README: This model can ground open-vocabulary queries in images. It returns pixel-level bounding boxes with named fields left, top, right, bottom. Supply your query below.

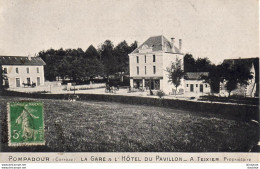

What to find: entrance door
left=150, top=80, right=154, bottom=90
left=27, top=78, right=30, bottom=84
left=200, top=84, right=203, bottom=92
left=37, top=77, right=40, bottom=86
left=136, top=80, right=140, bottom=88
left=190, top=84, right=194, bottom=92
left=16, top=78, right=20, bottom=87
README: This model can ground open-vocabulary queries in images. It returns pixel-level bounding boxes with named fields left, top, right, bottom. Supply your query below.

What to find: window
left=37, top=67, right=39, bottom=73
left=196, top=84, right=198, bottom=87
left=136, top=56, right=139, bottom=63
left=145, top=55, right=146, bottom=63
left=15, top=68, right=19, bottom=74
left=26, top=67, right=29, bottom=74
left=205, top=84, right=207, bottom=88
left=137, top=66, right=139, bottom=75
left=145, top=66, right=147, bottom=75
left=186, top=84, right=189, bottom=87
left=153, top=55, right=156, bottom=62
left=3, top=68, right=7, bottom=74
left=153, top=66, right=156, bottom=74
left=154, top=80, right=160, bottom=90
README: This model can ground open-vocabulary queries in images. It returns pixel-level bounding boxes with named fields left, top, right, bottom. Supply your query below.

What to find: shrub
left=157, top=90, right=165, bottom=98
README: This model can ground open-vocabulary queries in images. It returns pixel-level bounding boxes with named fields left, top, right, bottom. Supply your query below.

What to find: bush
left=157, top=90, right=165, bottom=98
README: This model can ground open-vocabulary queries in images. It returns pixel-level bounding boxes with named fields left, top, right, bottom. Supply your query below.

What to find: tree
left=184, top=54, right=212, bottom=72
left=99, top=40, right=116, bottom=81
left=113, top=41, right=135, bottom=82
left=70, top=56, right=86, bottom=82
left=184, top=54, right=196, bottom=72
left=38, top=40, right=138, bottom=83
left=38, top=49, right=61, bottom=81
left=195, top=57, right=211, bottom=72
left=201, top=64, right=222, bottom=94
left=166, top=58, right=185, bottom=94
left=129, top=41, right=138, bottom=54
left=85, top=45, right=104, bottom=79
left=114, top=41, right=129, bottom=73
left=221, top=61, right=253, bottom=97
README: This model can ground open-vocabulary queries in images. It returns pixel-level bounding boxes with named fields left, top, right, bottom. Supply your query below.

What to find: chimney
left=171, top=37, right=175, bottom=47
left=179, top=39, right=182, bottom=52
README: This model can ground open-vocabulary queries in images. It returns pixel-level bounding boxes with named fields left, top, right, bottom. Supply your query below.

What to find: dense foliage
left=38, top=40, right=137, bottom=83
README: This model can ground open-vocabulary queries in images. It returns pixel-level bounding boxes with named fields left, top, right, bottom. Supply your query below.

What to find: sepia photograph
left=0, top=0, right=259, bottom=154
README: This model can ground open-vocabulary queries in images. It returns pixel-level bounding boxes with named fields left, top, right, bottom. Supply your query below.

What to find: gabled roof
left=0, top=56, right=46, bottom=66
left=130, top=35, right=181, bottom=54
left=185, top=72, right=209, bottom=80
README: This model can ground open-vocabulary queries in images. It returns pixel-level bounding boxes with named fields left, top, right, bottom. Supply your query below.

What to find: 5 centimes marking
left=8, top=101, right=45, bottom=146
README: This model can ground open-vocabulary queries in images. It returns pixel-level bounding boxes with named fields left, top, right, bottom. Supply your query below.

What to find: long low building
left=184, top=72, right=211, bottom=95
left=0, top=55, right=46, bottom=89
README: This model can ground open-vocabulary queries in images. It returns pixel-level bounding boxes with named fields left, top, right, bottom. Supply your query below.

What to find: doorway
left=37, top=77, right=40, bottom=86
left=16, top=78, right=20, bottom=87
left=200, top=84, right=203, bottom=92
left=190, top=84, right=194, bottom=92
left=27, top=78, right=30, bottom=84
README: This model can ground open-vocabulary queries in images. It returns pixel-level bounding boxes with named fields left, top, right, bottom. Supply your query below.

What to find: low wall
left=2, top=90, right=259, bottom=121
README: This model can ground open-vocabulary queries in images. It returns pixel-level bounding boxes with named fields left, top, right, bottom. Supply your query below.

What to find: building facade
left=129, top=35, right=184, bottom=94
left=184, top=72, right=211, bottom=96
left=0, top=56, right=46, bottom=88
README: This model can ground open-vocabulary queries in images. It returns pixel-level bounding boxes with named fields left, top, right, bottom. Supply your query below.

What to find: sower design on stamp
left=8, top=102, right=45, bottom=146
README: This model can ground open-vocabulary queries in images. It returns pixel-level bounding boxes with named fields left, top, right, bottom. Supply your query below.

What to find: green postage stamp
left=8, top=102, right=45, bottom=146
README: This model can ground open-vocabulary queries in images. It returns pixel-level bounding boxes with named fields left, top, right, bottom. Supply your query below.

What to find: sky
left=0, top=0, right=259, bottom=64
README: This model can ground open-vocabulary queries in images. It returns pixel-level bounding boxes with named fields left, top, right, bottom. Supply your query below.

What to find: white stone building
left=184, top=72, right=211, bottom=96
left=0, top=56, right=46, bottom=88
left=128, top=35, right=184, bottom=94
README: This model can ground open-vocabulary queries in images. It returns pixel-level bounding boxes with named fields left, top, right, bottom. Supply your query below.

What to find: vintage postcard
left=0, top=0, right=259, bottom=165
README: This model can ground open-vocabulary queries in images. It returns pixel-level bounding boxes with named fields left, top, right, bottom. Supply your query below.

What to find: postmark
left=8, top=102, right=45, bottom=146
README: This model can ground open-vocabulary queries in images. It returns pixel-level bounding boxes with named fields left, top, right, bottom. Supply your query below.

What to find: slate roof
left=185, top=72, right=209, bottom=80
left=0, top=56, right=46, bottom=66
left=130, top=35, right=181, bottom=54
